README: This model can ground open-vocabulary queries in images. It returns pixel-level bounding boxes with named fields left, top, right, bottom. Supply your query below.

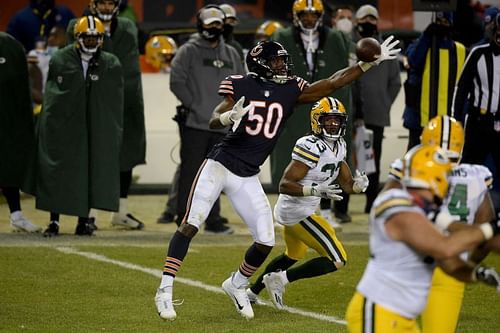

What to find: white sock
left=159, top=275, right=174, bottom=290
left=232, top=271, right=248, bottom=288
left=119, top=198, right=128, bottom=216
left=279, top=270, right=289, bottom=285
left=10, top=210, right=23, bottom=221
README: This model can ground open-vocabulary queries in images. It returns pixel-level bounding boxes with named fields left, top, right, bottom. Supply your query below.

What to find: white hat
left=199, top=7, right=224, bottom=25
left=356, top=5, right=379, bottom=20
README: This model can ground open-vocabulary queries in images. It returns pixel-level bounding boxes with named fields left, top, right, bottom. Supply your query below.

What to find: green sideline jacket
left=0, top=32, right=36, bottom=188
left=36, top=45, right=123, bottom=217
left=67, top=16, right=145, bottom=171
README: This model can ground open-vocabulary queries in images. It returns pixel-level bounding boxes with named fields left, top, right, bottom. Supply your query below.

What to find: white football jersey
left=441, top=163, right=493, bottom=225
left=274, top=135, right=347, bottom=226
left=357, top=189, right=435, bottom=319
left=388, top=159, right=492, bottom=225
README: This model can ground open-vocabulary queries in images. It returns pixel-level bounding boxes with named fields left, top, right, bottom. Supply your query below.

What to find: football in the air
left=356, top=37, right=381, bottom=62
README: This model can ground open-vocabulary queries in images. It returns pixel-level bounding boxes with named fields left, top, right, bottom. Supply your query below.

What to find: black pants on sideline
left=0, top=187, right=21, bottom=213
left=365, top=125, right=384, bottom=212
left=407, top=127, right=423, bottom=151
left=177, top=126, right=225, bottom=226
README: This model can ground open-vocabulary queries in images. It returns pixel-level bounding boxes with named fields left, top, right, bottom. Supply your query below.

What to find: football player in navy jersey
left=155, top=37, right=401, bottom=321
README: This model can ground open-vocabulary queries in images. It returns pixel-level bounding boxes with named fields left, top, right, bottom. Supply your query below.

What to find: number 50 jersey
left=207, top=74, right=309, bottom=177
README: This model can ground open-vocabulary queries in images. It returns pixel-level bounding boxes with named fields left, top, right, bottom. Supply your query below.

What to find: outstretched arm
left=297, top=36, right=401, bottom=104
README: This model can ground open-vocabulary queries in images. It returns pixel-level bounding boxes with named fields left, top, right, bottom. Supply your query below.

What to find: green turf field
left=1, top=195, right=499, bottom=332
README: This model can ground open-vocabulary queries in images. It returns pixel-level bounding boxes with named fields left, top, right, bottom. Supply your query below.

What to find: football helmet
left=74, top=15, right=105, bottom=55
left=421, top=115, right=464, bottom=163
left=246, top=41, right=292, bottom=84
left=292, top=0, right=324, bottom=32
left=145, top=35, right=177, bottom=70
left=255, top=20, right=284, bottom=42
left=402, top=145, right=452, bottom=200
left=310, top=97, right=347, bottom=141
left=89, top=0, right=121, bottom=22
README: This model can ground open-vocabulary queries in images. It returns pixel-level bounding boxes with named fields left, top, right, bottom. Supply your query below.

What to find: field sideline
left=1, top=195, right=499, bottom=332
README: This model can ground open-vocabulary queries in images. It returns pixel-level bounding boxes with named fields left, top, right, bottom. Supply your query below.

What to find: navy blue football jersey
left=207, top=73, right=309, bottom=177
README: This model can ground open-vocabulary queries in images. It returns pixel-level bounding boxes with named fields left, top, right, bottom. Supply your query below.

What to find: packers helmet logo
left=250, top=45, right=263, bottom=57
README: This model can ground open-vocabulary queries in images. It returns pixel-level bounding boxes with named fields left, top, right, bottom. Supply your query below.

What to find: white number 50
left=245, top=101, right=283, bottom=139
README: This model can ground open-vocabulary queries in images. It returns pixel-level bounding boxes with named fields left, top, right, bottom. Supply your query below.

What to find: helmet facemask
left=292, top=0, right=324, bottom=34
left=310, top=97, right=347, bottom=142
left=260, top=54, right=290, bottom=84
left=78, top=34, right=103, bottom=55
left=318, top=114, right=346, bottom=141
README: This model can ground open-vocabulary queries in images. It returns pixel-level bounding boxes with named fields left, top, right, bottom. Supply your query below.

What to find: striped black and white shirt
left=452, top=42, right=500, bottom=121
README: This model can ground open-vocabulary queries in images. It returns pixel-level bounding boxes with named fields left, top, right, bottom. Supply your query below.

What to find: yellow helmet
left=292, top=0, right=324, bottom=30
left=310, top=97, right=347, bottom=141
left=255, top=20, right=284, bottom=42
left=89, top=0, right=121, bottom=22
left=74, top=15, right=105, bottom=55
left=402, top=145, right=452, bottom=200
left=421, top=115, right=464, bottom=163
left=145, top=35, right=177, bottom=70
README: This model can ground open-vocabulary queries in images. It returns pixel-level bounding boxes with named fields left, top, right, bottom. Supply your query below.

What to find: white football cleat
left=154, top=287, right=177, bottom=320
left=263, top=272, right=287, bottom=310
left=111, top=213, right=144, bottom=230
left=10, top=216, right=42, bottom=233
left=222, top=274, right=254, bottom=319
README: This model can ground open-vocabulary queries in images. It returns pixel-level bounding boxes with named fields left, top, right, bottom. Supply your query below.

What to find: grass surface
left=1, top=195, right=499, bottom=332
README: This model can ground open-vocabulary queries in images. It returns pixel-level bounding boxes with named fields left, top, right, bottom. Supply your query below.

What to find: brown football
left=356, top=37, right=381, bottom=62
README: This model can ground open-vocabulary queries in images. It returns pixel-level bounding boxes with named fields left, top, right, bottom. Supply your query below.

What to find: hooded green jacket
left=36, top=45, right=123, bottom=217
left=0, top=32, right=36, bottom=187
left=271, top=26, right=353, bottom=188
left=67, top=16, right=145, bottom=170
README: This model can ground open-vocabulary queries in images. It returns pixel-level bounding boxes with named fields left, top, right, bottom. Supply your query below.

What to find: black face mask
left=357, top=22, right=377, bottom=38
left=201, top=27, right=223, bottom=42
left=222, top=24, right=234, bottom=39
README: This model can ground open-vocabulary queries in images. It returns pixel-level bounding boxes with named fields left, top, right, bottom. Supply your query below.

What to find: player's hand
left=373, top=35, right=401, bottom=65
left=353, top=170, right=369, bottom=193
left=219, top=96, right=251, bottom=129
left=473, top=266, right=500, bottom=292
left=303, top=183, right=343, bottom=200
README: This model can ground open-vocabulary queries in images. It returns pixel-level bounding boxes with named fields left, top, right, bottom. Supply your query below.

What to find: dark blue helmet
left=246, top=41, right=293, bottom=84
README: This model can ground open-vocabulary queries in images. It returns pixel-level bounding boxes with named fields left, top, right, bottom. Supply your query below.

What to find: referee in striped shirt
left=452, top=13, right=500, bottom=183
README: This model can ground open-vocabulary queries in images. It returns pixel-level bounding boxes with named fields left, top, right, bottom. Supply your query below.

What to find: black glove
left=473, top=266, right=500, bottom=292
left=173, top=105, right=190, bottom=125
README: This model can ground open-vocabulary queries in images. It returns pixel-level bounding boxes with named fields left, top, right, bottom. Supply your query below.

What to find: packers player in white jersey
left=346, top=144, right=500, bottom=333
left=387, top=115, right=496, bottom=333
left=246, top=97, right=369, bottom=309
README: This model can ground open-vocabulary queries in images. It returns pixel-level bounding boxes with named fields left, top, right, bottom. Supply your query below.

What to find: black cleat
left=43, top=221, right=59, bottom=238
left=75, top=222, right=95, bottom=236
left=157, top=212, right=176, bottom=224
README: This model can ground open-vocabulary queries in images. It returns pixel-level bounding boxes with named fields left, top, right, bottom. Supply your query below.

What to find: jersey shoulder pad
left=388, top=158, right=403, bottom=181
left=292, top=135, right=321, bottom=167
left=454, top=163, right=493, bottom=189
left=294, top=76, right=309, bottom=92
left=373, top=189, right=420, bottom=220
left=218, top=75, right=243, bottom=96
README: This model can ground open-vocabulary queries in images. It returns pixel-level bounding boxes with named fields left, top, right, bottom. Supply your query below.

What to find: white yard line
left=56, top=246, right=347, bottom=325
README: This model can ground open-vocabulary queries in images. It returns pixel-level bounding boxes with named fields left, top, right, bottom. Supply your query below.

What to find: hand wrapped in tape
left=303, top=183, right=343, bottom=200
left=353, top=170, right=369, bottom=193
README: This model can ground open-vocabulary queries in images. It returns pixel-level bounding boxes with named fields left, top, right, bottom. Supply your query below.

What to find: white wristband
left=479, top=223, right=494, bottom=240
left=358, top=61, right=373, bottom=72
left=302, top=186, right=313, bottom=196
left=219, top=112, right=233, bottom=126
left=434, top=212, right=455, bottom=231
